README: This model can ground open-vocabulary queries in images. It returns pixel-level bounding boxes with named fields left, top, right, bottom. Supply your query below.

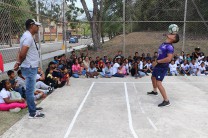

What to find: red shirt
left=0, top=53, right=4, bottom=72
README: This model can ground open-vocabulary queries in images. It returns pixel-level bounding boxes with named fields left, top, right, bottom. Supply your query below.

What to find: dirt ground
left=88, top=32, right=208, bottom=59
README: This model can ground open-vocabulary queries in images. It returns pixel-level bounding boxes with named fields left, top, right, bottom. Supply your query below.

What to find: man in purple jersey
left=147, top=34, right=179, bottom=107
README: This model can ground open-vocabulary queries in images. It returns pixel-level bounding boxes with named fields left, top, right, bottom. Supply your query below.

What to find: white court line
left=124, top=82, right=139, bottom=138
left=133, top=83, right=158, bottom=131
left=95, top=82, right=208, bottom=84
left=147, top=117, right=158, bottom=131
left=95, top=82, right=125, bottom=84
left=64, top=82, right=95, bottom=138
left=133, top=83, right=145, bottom=114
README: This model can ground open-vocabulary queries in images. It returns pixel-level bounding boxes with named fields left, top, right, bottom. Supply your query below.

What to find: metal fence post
left=123, top=0, right=126, bottom=57
left=36, top=0, right=43, bottom=69
left=64, top=2, right=67, bottom=55
left=62, top=0, right=67, bottom=55
left=182, top=0, right=188, bottom=52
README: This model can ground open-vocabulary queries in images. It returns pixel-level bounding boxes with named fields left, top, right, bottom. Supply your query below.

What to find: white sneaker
left=9, top=107, right=21, bottom=113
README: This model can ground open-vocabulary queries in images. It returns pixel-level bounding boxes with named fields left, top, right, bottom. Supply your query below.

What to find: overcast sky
left=75, top=0, right=93, bottom=10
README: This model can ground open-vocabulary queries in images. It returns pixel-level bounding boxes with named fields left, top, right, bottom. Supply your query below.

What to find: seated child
left=80, top=62, right=86, bottom=76
left=7, top=70, right=24, bottom=98
left=100, top=61, right=113, bottom=78
left=86, top=61, right=99, bottom=78
left=45, top=69, right=59, bottom=89
left=0, top=80, right=27, bottom=112
left=61, top=67, right=70, bottom=86
left=15, top=70, right=26, bottom=98
left=169, top=60, right=178, bottom=76
left=198, top=62, right=206, bottom=76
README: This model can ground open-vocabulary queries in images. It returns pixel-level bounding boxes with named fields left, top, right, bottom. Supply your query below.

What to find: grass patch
left=0, top=108, right=27, bottom=135
left=0, top=100, right=43, bottom=136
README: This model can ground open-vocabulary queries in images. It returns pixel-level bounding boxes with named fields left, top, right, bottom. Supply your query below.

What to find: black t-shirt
left=192, top=52, right=200, bottom=59
left=133, top=56, right=140, bottom=62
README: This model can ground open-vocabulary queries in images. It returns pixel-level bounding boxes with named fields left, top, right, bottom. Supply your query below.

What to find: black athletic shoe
left=36, top=107, right=43, bottom=111
left=147, top=91, right=158, bottom=95
left=158, top=100, right=170, bottom=107
left=28, top=112, right=45, bottom=119
left=48, top=87, right=54, bottom=94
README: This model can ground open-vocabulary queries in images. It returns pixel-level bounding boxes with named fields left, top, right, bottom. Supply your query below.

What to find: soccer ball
left=168, top=24, right=179, bottom=34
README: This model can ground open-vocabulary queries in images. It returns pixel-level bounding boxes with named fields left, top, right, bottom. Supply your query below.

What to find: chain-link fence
left=0, top=0, right=207, bottom=75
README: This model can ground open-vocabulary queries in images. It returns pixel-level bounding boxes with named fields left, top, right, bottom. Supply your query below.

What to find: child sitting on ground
left=80, top=62, right=86, bottom=76
left=169, top=60, right=178, bottom=76
left=7, top=70, right=24, bottom=97
left=45, top=69, right=59, bottom=88
left=86, top=61, right=99, bottom=78
left=61, top=67, right=70, bottom=86
left=0, top=80, right=27, bottom=112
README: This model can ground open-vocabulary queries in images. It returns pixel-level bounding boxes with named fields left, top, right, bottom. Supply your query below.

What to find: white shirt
left=169, top=63, right=177, bottom=72
left=189, top=63, right=199, bottom=72
left=179, top=56, right=183, bottom=63
left=16, top=76, right=26, bottom=89
left=138, top=61, right=143, bottom=70
left=199, top=66, right=206, bottom=73
left=112, top=63, right=120, bottom=75
left=205, top=61, right=208, bottom=67
left=36, top=74, right=41, bottom=80
left=0, top=88, right=11, bottom=103
left=175, top=59, right=180, bottom=65
left=181, top=64, right=189, bottom=70
left=20, top=31, right=39, bottom=68
left=198, top=56, right=205, bottom=62
left=102, top=67, right=113, bottom=75
left=87, top=67, right=97, bottom=73
left=146, top=63, right=152, bottom=68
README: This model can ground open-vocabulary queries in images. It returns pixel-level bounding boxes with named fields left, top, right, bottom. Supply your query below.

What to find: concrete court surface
left=1, top=76, right=208, bottom=138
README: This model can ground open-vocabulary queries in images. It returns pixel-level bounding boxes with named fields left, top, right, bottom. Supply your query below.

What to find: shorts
left=152, top=67, right=168, bottom=81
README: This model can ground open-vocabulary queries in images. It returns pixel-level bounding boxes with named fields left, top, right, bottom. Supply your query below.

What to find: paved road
left=0, top=38, right=93, bottom=64
left=1, top=76, right=208, bottom=138
left=2, top=38, right=109, bottom=72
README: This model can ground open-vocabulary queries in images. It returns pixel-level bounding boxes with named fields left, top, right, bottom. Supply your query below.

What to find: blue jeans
left=21, top=67, right=38, bottom=116
left=82, top=70, right=86, bottom=75
left=73, top=73, right=79, bottom=78
left=138, top=71, right=146, bottom=77
left=113, top=73, right=124, bottom=78
left=100, top=72, right=112, bottom=77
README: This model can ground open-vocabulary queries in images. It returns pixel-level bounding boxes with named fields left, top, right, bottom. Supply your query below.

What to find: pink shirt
left=121, top=66, right=126, bottom=75
left=72, top=64, right=81, bottom=73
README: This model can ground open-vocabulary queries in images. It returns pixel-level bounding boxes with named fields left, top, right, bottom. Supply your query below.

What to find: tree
left=80, top=0, right=104, bottom=51
left=65, top=0, right=84, bottom=34
left=102, top=0, right=123, bottom=40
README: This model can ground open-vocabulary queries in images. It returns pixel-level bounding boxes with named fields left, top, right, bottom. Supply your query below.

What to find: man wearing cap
left=14, top=19, right=45, bottom=118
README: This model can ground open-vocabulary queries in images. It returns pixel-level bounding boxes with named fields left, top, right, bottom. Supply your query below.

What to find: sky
left=74, top=0, right=93, bottom=20
left=75, top=0, right=93, bottom=10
